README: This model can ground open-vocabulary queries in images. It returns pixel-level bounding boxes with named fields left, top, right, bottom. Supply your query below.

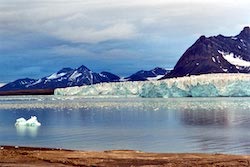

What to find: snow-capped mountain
left=0, top=66, right=169, bottom=93
left=0, top=78, right=37, bottom=91
left=163, top=26, right=250, bottom=79
left=125, top=67, right=170, bottom=81
left=0, top=65, right=120, bottom=91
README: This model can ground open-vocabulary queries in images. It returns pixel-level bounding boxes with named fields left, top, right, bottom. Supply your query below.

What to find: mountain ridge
left=0, top=65, right=120, bottom=91
left=125, top=67, right=170, bottom=81
left=0, top=66, right=168, bottom=92
left=162, top=26, right=250, bottom=79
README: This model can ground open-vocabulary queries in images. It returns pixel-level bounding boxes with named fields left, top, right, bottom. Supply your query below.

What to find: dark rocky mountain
left=0, top=78, right=37, bottom=91
left=100, top=71, right=121, bottom=82
left=0, top=65, right=120, bottom=91
left=163, top=26, right=250, bottom=79
left=125, top=67, right=170, bottom=81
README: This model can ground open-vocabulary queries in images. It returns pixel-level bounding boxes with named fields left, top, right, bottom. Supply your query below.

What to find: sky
left=1, top=0, right=250, bottom=83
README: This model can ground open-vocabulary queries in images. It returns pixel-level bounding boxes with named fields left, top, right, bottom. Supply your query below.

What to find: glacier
left=54, top=74, right=250, bottom=98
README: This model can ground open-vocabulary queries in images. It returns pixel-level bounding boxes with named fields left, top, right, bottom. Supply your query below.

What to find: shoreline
left=1, top=146, right=250, bottom=166
left=0, top=89, right=54, bottom=96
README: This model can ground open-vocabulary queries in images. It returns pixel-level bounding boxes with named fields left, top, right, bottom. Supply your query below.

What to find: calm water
left=0, top=96, right=250, bottom=154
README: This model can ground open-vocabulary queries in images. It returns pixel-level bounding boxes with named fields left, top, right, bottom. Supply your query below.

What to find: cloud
left=51, top=23, right=137, bottom=43
left=0, top=0, right=139, bottom=43
left=51, top=45, right=90, bottom=56
left=1, top=0, right=250, bottom=82
left=1, top=0, right=249, bottom=44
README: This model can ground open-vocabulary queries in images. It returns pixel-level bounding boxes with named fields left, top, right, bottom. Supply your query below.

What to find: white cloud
left=50, top=23, right=137, bottom=43
left=0, top=0, right=140, bottom=43
left=51, top=45, right=90, bottom=56
left=0, top=0, right=250, bottom=44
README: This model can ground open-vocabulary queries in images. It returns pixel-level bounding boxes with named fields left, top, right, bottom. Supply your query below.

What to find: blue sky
left=0, top=0, right=250, bottom=83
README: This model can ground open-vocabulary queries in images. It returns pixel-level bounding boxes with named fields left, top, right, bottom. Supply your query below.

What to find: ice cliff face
left=55, top=74, right=250, bottom=98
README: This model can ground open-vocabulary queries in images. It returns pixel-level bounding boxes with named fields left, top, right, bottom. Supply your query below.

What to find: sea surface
left=0, top=96, right=250, bottom=154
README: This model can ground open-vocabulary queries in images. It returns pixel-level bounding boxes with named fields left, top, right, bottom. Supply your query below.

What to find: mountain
left=125, top=67, right=170, bottom=81
left=0, top=78, right=37, bottom=91
left=0, top=65, right=120, bottom=92
left=0, top=66, right=169, bottom=95
left=163, top=26, right=250, bottom=79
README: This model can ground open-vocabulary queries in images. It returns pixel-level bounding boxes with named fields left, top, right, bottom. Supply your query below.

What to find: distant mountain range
left=1, top=26, right=250, bottom=95
left=124, top=67, right=169, bottom=81
left=0, top=65, right=120, bottom=91
left=162, top=26, right=250, bottom=79
left=0, top=66, right=168, bottom=93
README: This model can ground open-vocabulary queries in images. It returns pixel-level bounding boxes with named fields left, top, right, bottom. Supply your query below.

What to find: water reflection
left=0, top=96, right=250, bottom=154
left=180, top=109, right=229, bottom=126
left=16, top=126, right=39, bottom=137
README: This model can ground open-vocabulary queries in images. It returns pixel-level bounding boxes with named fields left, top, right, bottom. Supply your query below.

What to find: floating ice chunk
left=15, top=116, right=41, bottom=127
left=15, top=118, right=26, bottom=125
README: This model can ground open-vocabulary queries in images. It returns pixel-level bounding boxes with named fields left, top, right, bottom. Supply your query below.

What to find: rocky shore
left=0, top=89, right=54, bottom=96
left=1, top=146, right=250, bottom=166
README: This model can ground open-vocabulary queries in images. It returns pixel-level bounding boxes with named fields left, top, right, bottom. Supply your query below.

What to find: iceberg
left=15, top=116, right=41, bottom=127
left=54, top=74, right=250, bottom=98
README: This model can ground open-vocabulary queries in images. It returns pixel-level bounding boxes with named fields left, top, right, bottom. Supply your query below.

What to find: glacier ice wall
left=54, top=74, right=250, bottom=98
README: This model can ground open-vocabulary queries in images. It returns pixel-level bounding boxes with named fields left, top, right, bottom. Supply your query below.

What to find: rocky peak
left=77, top=65, right=91, bottom=72
left=237, top=26, right=250, bottom=40
left=57, top=67, right=73, bottom=74
left=162, top=27, right=250, bottom=79
left=198, top=35, right=207, bottom=41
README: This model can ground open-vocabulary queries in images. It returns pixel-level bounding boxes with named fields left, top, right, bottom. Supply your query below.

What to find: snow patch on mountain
left=218, top=50, right=250, bottom=67
left=147, top=75, right=165, bottom=81
left=99, top=73, right=106, bottom=78
left=212, top=57, right=216, bottom=63
left=47, top=73, right=67, bottom=80
left=26, top=79, right=42, bottom=87
left=0, top=83, right=5, bottom=87
left=119, top=77, right=129, bottom=82
left=69, top=71, right=82, bottom=81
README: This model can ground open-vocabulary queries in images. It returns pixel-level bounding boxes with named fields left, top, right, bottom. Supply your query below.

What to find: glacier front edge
left=54, top=74, right=250, bottom=98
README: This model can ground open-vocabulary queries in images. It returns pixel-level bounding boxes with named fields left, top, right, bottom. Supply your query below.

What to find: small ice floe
left=15, top=116, right=41, bottom=127
left=153, top=107, right=159, bottom=111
